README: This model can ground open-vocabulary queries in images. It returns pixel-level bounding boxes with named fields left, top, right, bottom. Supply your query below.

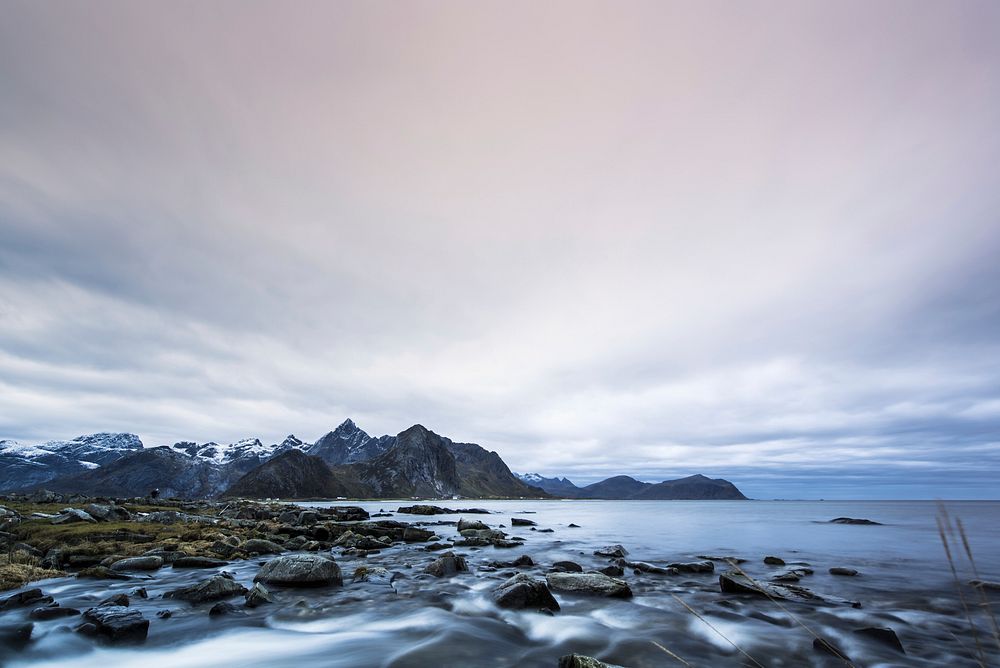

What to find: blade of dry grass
left=956, top=516, right=1000, bottom=652
left=651, top=640, right=694, bottom=667
left=937, top=504, right=988, bottom=666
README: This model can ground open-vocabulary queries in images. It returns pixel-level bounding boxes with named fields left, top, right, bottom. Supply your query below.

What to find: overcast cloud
left=1, top=0, right=999, bottom=498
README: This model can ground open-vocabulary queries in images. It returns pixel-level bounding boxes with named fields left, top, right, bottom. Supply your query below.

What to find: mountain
left=305, top=419, right=396, bottom=465
left=516, top=473, right=580, bottom=496
left=223, top=449, right=368, bottom=499
left=36, top=446, right=224, bottom=498
left=631, top=474, right=747, bottom=500
left=575, top=475, right=652, bottom=499
left=0, top=433, right=143, bottom=492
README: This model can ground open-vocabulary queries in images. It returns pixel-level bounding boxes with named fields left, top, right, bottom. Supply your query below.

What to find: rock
left=668, top=561, right=715, bottom=573
left=79, top=606, right=149, bottom=643
left=813, top=638, right=851, bottom=661
left=326, top=506, right=369, bottom=522
left=165, top=574, right=249, bottom=603
left=568, top=523, right=581, bottom=528
left=489, top=555, right=534, bottom=568
left=99, top=594, right=130, bottom=607
left=854, top=626, right=905, bottom=653
left=719, top=571, right=861, bottom=608
left=141, top=548, right=185, bottom=564
left=245, top=582, right=274, bottom=607
left=1, top=588, right=53, bottom=610
left=242, top=539, right=284, bottom=555
left=457, top=518, right=489, bottom=532
left=546, top=572, right=632, bottom=598
left=626, top=561, right=678, bottom=575
left=51, top=508, right=97, bottom=524
left=830, top=517, right=882, bottom=525
left=510, top=518, right=537, bottom=526
left=551, top=561, right=583, bottom=573
left=402, top=527, right=435, bottom=542
left=173, top=556, right=228, bottom=569
left=110, top=556, right=163, bottom=572
left=397, top=505, right=451, bottom=515
left=492, top=573, right=560, bottom=612
left=829, top=567, right=858, bottom=576
left=209, top=602, right=243, bottom=617
left=255, top=554, right=343, bottom=587
left=84, top=504, right=131, bottom=522
left=594, top=545, right=628, bottom=558
left=297, top=511, right=319, bottom=526
left=0, top=622, right=33, bottom=650
left=598, top=565, right=624, bottom=577
left=351, top=566, right=394, bottom=586
left=424, top=551, right=470, bottom=578
left=131, top=588, right=148, bottom=599
left=970, top=579, right=1000, bottom=591
left=763, top=556, right=785, bottom=565
left=558, top=654, right=624, bottom=668
left=156, top=610, right=172, bottom=619
left=29, top=605, right=81, bottom=620
left=76, top=566, right=131, bottom=580
left=698, top=554, right=747, bottom=564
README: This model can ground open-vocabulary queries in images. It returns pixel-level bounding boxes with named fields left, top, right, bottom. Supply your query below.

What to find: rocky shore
left=1, top=493, right=997, bottom=667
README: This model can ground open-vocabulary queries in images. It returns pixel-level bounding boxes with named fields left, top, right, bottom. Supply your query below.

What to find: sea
left=4, top=500, right=998, bottom=668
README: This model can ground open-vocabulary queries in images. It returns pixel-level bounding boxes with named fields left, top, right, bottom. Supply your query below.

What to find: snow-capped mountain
left=171, top=436, right=300, bottom=466
left=515, top=472, right=581, bottom=495
left=305, top=419, right=396, bottom=465
left=0, top=433, right=143, bottom=492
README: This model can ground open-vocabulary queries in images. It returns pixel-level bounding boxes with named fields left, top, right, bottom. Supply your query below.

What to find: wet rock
left=424, top=551, right=470, bottom=578
left=0, top=622, right=33, bottom=650
left=402, top=527, right=435, bottom=542
left=598, top=565, right=624, bottom=577
left=829, top=567, right=858, bottom=576
left=763, top=556, right=785, bottom=565
left=568, top=523, right=581, bottom=528
left=110, top=556, right=163, bottom=572
left=830, top=517, right=882, bottom=525
left=209, top=602, right=243, bottom=617
left=719, top=571, right=861, bottom=608
left=156, top=610, right=172, bottom=619
left=668, top=561, right=715, bottom=573
left=245, top=582, right=274, bottom=607
left=457, top=518, right=490, bottom=532
left=351, top=566, right=394, bottom=586
left=546, top=572, right=633, bottom=598
left=297, top=511, right=319, bottom=526
left=165, top=574, right=249, bottom=603
left=141, top=548, right=185, bottom=564
left=489, top=555, right=534, bottom=568
left=492, top=573, right=560, bottom=612
left=626, top=561, right=678, bottom=575
left=1, top=588, right=54, bottom=610
left=255, top=554, right=343, bottom=587
left=79, top=606, right=149, bottom=643
left=813, top=637, right=851, bottom=661
left=854, top=626, right=905, bottom=653
left=594, top=545, right=628, bottom=559
left=551, top=561, right=584, bottom=573
left=29, top=605, right=81, bottom=620
left=51, top=508, right=97, bottom=524
left=698, top=555, right=747, bottom=564
left=558, top=654, right=624, bottom=668
left=510, top=518, right=537, bottom=526
left=99, top=594, right=130, bottom=607
left=242, top=539, right=284, bottom=555
left=131, top=588, right=148, bottom=599
left=397, top=505, right=451, bottom=515
left=970, top=579, right=1000, bottom=591
left=326, top=506, right=369, bottom=522
left=76, top=566, right=131, bottom=581
left=173, top=556, right=228, bottom=569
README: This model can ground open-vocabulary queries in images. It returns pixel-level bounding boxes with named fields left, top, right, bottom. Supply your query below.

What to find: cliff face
left=223, top=449, right=368, bottom=499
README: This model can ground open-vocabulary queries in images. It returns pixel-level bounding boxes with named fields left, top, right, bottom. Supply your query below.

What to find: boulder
left=165, top=574, right=249, bottom=603
left=558, top=654, right=625, bottom=668
left=626, top=561, right=678, bottom=575
left=510, top=518, right=537, bottom=526
left=242, top=539, right=284, bottom=555
left=110, top=556, right=163, bottom=572
left=488, top=555, right=534, bottom=569
left=551, top=561, right=584, bottom=573
left=457, top=518, right=489, bottom=532
left=51, top=508, right=97, bottom=525
left=668, top=561, right=715, bottom=573
left=830, top=517, right=882, bottom=525
left=76, top=566, right=131, bottom=581
left=546, top=572, right=632, bottom=598
left=1, top=588, right=53, bottom=610
left=209, top=602, right=243, bottom=617
left=854, top=626, right=905, bottom=653
left=402, top=527, right=435, bottom=542
left=79, top=606, right=149, bottom=643
left=719, top=571, right=860, bottom=608
left=245, top=582, right=274, bottom=608
left=424, top=551, right=470, bottom=578
left=352, top=566, right=394, bottom=586
left=99, top=594, right=130, bottom=607
left=492, top=573, right=560, bottom=612
left=254, top=554, right=343, bottom=587
left=829, top=567, right=858, bottom=576
left=397, top=505, right=451, bottom=515
left=763, top=556, right=785, bottom=566
left=29, top=605, right=81, bottom=620
left=594, top=545, right=628, bottom=558
left=813, top=638, right=851, bottom=661
left=84, top=504, right=132, bottom=522
left=970, top=579, right=1000, bottom=591
left=598, top=565, right=624, bottom=577
left=0, top=622, right=33, bottom=650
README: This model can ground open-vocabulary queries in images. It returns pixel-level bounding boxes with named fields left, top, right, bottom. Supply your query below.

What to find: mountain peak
left=335, top=418, right=358, bottom=432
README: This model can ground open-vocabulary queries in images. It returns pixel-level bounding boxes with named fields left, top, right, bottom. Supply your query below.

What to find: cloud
left=1, top=0, right=999, bottom=497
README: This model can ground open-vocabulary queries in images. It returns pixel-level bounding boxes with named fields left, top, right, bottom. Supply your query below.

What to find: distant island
left=0, top=420, right=747, bottom=501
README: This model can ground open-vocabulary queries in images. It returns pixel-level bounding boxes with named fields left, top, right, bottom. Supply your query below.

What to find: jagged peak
left=335, top=418, right=358, bottom=432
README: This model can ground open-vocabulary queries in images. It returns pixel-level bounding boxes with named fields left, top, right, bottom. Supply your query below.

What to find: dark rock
left=552, top=561, right=583, bottom=573
left=110, top=556, right=163, bottom=572
left=668, top=561, right=715, bottom=573
left=598, top=565, right=624, bottom=577
left=29, top=605, right=81, bottom=620
left=79, top=606, right=149, bottom=643
left=173, top=556, right=228, bottom=569
left=492, top=574, right=560, bottom=612
left=970, top=579, right=1000, bottom=591
left=397, top=505, right=451, bottom=515
left=209, top=602, right=242, bottom=617
left=245, top=582, right=274, bottom=607
left=763, top=556, right=785, bottom=565
left=558, top=654, right=624, bottom=668
left=830, top=517, right=882, bottom=525
left=626, top=561, right=678, bottom=575
left=813, top=638, right=851, bottom=661
left=854, top=626, right=905, bottom=653
left=1, top=588, right=53, bottom=610
left=568, top=523, right=580, bottom=528
left=99, top=594, right=130, bottom=607
left=131, top=588, right=148, bottom=599
left=594, top=545, right=628, bottom=558
left=457, top=518, right=489, bottom=532
left=546, top=572, right=632, bottom=598
left=489, top=555, right=534, bottom=568
left=402, top=527, right=435, bottom=542
left=254, top=554, right=343, bottom=587
left=156, top=610, right=172, bottom=619
left=0, top=622, right=33, bottom=650
left=829, top=567, right=859, bottom=576
left=510, top=518, right=537, bottom=526
left=141, top=548, right=185, bottom=564
left=165, top=574, right=249, bottom=603
left=424, top=551, right=469, bottom=578
left=76, top=566, right=131, bottom=580
left=719, top=571, right=861, bottom=607
left=242, top=539, right=283, bottom=555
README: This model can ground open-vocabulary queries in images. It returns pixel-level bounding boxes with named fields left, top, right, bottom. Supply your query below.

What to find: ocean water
left=3, top=500, right=998, bottom=668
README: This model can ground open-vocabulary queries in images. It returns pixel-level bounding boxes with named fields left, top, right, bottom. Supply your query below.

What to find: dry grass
left=0, top=553, right=65, bottom=591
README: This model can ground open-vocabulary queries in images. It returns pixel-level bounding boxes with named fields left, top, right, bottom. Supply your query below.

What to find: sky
left=1, top=1, right=999, bottom=499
